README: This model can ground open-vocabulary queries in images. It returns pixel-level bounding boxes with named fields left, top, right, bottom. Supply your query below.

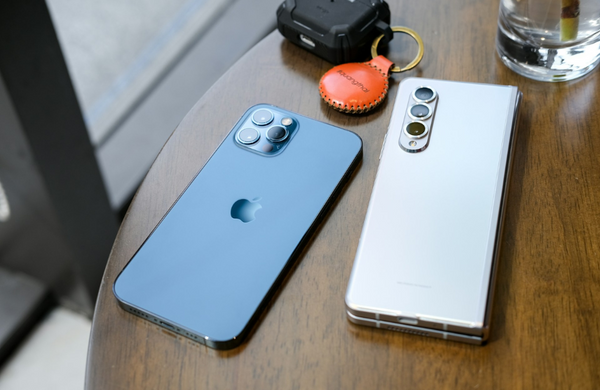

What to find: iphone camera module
left=235, top=108, right=298, bottom=156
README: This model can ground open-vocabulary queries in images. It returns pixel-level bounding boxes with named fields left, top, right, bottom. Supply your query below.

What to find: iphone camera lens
left=237, top=128, right=260, bottom=144
left=404, top=122, right=428, bottom=139
left=266, top=126, right=288, bottom=142
left=409, top=104, right=431, bottom=120
left=252, top=109, right=274, bottom=126
left=413, top=87, right=436, bottom=103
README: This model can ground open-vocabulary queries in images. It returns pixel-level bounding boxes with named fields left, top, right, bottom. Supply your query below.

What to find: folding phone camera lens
left=404, top=122, right=428, bottom=139
left=409, top=104, right=431, bottom=120
left=413, top=87, right=436, bottom=103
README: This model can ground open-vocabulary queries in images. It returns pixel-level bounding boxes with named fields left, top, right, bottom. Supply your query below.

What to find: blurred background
left=0, top=0, right=280, bottom=388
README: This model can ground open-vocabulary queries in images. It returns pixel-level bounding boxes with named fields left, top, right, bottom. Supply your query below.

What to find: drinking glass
left=496, top=0, right=600, bottom=82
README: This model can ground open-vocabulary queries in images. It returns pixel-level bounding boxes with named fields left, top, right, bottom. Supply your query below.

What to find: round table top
left=86, top=0, right=600, bottom=388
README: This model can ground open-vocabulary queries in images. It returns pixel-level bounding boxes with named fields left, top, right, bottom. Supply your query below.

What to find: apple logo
left=231, top=197, right=262, bottom=223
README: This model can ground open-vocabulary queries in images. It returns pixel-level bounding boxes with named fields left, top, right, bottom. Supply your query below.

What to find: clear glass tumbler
left=496, top=0, right=600, bottom=82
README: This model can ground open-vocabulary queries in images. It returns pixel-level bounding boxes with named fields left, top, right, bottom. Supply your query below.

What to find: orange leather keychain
left=319, top=27, right=424, bottom=114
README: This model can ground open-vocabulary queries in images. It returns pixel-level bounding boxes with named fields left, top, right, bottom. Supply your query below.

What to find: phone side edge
left=480, top=88, right=523, bottom=342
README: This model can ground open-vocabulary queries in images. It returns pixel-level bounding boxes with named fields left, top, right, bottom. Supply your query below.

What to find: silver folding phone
left=345, top=78, right=521, bottom=345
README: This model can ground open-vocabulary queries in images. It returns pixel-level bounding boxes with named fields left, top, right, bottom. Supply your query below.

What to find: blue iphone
left=113, top=104, right=362, bottom=349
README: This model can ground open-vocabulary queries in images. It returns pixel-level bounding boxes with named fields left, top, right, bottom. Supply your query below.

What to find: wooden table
left=85, top=0, right=600, bottom=388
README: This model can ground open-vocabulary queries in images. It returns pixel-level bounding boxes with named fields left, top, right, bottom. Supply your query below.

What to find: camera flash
left=409, top=141, right=417, bottom=147
left=281, top=117, right=293, bottom=126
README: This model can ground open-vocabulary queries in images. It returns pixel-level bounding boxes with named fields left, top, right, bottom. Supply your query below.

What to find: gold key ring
left=371, top=26, right=424, bottom=73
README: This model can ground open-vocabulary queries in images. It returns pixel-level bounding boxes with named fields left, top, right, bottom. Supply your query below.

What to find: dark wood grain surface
left=86, top=0, right=600, bottom=388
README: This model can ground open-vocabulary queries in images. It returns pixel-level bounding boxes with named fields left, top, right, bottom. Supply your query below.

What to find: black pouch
left=276, top=0, right=393, bottom=65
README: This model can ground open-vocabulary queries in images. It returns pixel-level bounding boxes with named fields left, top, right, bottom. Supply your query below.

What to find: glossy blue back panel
left=114, top=104, right=362, bottom=349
